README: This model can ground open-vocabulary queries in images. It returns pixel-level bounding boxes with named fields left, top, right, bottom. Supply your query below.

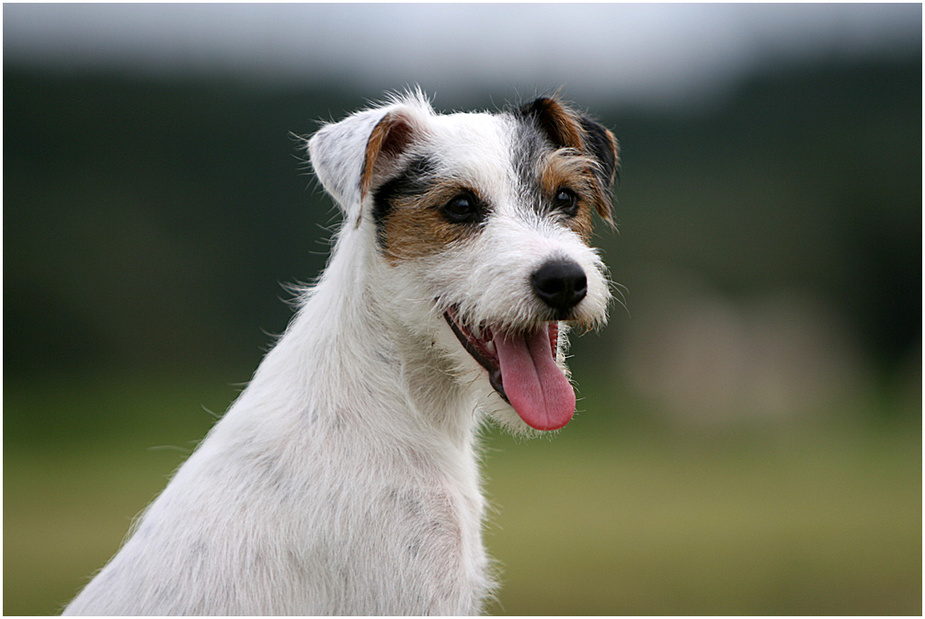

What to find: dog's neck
left=254, top=225, right=482, bottom=454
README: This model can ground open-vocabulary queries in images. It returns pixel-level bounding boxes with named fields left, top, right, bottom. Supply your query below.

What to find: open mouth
left=443, top=307, right=576, bottom=431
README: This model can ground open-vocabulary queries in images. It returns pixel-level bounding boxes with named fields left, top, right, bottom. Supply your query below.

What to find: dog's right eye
left=441, top=192, right=481, bottom=223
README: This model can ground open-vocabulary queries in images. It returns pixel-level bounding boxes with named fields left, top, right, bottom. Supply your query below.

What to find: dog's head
left=308, top=90, right=618, bottom=434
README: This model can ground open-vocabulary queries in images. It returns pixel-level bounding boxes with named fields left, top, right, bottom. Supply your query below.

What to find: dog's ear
left=308, top=102, right=428, bottom=223
left=360, top=110, right=424, bottom=202
left=576, top=115, right=620, bottom=190
left=519, top=97, right=620, bottom=222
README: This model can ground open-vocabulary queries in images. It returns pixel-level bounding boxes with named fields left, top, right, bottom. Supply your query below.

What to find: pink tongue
left=493, top=326, right=576, bottom=431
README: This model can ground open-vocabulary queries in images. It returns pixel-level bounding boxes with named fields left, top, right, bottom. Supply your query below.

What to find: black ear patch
left=578, top=116, right=619, bottom=188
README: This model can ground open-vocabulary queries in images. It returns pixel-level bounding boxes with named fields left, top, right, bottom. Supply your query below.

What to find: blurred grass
left=4, top=375, right=921, bottom=615
left=481, top=426, right=921, bottom=615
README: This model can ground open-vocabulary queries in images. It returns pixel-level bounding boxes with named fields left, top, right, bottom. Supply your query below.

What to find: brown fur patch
left=379, top=180, right=483, bottom=264
left=526, top=98, right=585, bottom=151
left=521, top=97, right=618, bottom=224
left=538, top=149, right=609, bottom=241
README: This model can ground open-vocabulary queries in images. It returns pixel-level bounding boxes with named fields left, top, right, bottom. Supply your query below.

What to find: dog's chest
left=283, top=428, right=490, bottom=613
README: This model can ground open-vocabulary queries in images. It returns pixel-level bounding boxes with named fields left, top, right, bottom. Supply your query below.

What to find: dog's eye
left=442, top=192, right=481, bottom=223
left=554, top=188, right=579, bottom=217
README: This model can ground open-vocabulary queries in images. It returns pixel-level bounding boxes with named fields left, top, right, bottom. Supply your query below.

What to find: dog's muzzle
left=443, top=259, right=590, bottom=431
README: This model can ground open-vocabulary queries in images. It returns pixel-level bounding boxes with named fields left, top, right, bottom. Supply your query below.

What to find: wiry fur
left=63, top=90, right=618, bottom=615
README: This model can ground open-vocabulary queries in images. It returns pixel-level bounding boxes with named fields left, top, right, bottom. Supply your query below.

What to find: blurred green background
left=4, top=4, right=921, bottom=615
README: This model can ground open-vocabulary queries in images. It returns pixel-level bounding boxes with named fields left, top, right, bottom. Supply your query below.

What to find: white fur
left=63, top=90, right=612, bottom=615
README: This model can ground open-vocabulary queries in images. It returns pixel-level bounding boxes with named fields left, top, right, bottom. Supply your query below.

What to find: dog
left=63, top=90, right=618, bottom=615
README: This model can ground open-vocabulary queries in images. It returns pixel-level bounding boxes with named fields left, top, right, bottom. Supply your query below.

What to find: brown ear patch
left=519, top=97, right=585, bottom=151
left=361, top=111, right=420, bottom=203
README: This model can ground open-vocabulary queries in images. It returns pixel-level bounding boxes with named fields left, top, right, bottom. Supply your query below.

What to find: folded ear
left=519, top=97, right=620, bottom=222
left=308, top=97, right=431, bottom=223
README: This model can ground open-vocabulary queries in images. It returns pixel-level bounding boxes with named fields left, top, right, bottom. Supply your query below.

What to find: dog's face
left=309, top=91, right=618, bottom=433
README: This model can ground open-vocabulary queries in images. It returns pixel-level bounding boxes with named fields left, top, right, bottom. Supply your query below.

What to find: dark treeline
left=5, top=57, right=921, bottom=391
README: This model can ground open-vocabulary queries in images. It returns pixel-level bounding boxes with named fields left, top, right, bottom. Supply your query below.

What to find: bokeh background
left=4, top=4, right=921, bottom=615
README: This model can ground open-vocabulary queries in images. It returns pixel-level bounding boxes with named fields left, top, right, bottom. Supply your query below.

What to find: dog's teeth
left=485, top=340, right=496, bottom=356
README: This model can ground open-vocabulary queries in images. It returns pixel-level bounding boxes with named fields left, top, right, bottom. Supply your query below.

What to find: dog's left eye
left=554, top=188, right=579, bottom=217
left=441, top=192, right=482, bottom=223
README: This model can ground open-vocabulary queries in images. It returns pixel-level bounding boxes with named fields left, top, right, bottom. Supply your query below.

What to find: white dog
left=64, top=90, right=618, bottom=615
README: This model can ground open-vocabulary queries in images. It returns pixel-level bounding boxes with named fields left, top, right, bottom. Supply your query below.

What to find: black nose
left=531, top=260, right=588, bottom=313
